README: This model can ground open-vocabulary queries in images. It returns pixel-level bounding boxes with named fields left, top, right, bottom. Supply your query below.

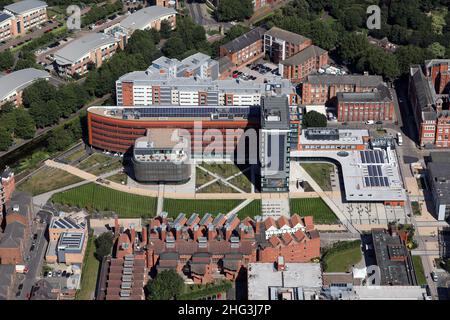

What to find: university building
left=409, top=60, right=450, bottom=148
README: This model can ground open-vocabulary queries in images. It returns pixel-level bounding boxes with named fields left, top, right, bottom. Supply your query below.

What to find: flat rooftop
left=247, top=263, right=322, bottom=300
left=291, top=147, right=407, bottom=202
left=87, top=105, right=261, bottom=122
left=300, top=128, right=369, bottom=146
left=4, top=0, right=47, bottom=15
left=135, top=128, right=185, bottom=149
left=353, top=286, right=428, bottom=300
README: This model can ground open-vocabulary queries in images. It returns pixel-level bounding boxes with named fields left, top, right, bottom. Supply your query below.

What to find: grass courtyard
left=236, top=200, right=261, bottom=219
left=18, top=166, right=82, bottom=196
left=76, top=234, right=99, bottom=300
left=322, top=240, right=362, bottom=272
left=51, top=183, right=157, bottom=218
left=289, top=198, right=338, bottom=224
left=300, top=163, right=334, bottom=191
left=163, top=199, right=243, bottom=217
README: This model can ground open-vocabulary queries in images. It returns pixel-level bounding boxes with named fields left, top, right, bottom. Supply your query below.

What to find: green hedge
left=178, top=281, right=232, bottom=300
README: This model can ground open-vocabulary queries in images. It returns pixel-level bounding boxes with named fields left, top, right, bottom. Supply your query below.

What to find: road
left=16, top=213, right=50, bottom=300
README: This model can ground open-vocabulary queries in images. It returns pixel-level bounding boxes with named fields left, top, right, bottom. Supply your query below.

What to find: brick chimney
left=193, top=225, right=200, bottom=241
left=207, top=224, right=216, bottom=240
left=142, top=226, right=148, bottom=245
left=225, top=226, right=233, bottom=241
left=175, top=225, right=182, bottom=240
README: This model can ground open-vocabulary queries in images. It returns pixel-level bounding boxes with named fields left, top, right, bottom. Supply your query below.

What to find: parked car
left=29, top=245, right=35, bottom=252
left=431, top=272, right=438, bottom=282
left=375, top=120, right=383, bottom=124
left=33, top=234, right=38, bottom=240
left=62, top=271, right=67, bottom=277
left=365, top=120, right=375, bottom=125
left=18, top=284, right=23, bottom=290
left=47, top=271, right=53, bottom=278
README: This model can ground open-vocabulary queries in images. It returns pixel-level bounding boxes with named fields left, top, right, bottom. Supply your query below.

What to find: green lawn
left=236, top=200, right=261, bottom=219
left=163, top=199, right=243, bottom=217
left=51, top=183, right=157, bottom=218
left=289, top=198, right=338, bottom=224
left=18, top=167, right=82, bottom=196
left=228, top=173, right=252, bottom=193
left=107, top=172, right=128, bottom=184
left=198, top=181, right=238, bottom=193
left=196, top=168, right=215, bottom=188
left=200, top=163, right=244, bottom=178
left=322, top=240, right=362, bottom=272
left=412, top=256, right=427, bottom=286
left=77, top=153, right=123, bottom=175
left=64, top=148, right=86, bottom=163
left=76, top=234, right=99, bottom=300
left=300, top=163, right=334, bottom=191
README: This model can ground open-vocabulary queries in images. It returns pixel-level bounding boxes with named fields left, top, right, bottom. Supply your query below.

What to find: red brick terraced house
left=280, top=45, right=328, bottom=83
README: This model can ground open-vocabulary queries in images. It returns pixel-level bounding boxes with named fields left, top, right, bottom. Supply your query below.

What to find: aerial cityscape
left=0, top=0, right=450, bottom=303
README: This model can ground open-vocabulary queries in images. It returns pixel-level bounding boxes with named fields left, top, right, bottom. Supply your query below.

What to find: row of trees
left=215, top=0, right=254, bottom=22
left=81, top=1, right=123, bottom=27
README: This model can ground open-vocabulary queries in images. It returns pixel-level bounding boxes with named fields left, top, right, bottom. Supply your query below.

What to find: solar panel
left=365, top=177, right=370, bottom=186
left=361, top=151, right=366, bottom=163
left=384, top=177, right=390, bottom=187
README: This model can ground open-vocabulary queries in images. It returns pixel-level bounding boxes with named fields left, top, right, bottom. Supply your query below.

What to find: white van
left=397, top=132, right=403, bottom=146
left=365, top=120, right=375, bottom=125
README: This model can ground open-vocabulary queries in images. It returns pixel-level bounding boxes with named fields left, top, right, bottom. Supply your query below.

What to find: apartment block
left=219, top=27, right=266, bottom=71
left=119, top=5, right=176, bottom=35
left=264, top=27, right=312, bottom=63
left=409, top=60, right=450, bottom=148
left=0, top=0, right=47, bottom=42
left=426, top=152, right=450, bottom=221
left=53, top=33, right=120, bottom=76
left=301, top=74, right=385, bottom=105
left=336, top=84, right=395, bottom=122
left=280, top=45, right=328, bottom=83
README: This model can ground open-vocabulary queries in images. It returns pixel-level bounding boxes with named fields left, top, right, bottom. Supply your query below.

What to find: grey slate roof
left=337, top=84, right=392, bottom=103
left=54, top=33, right=117, bottom=65
left=0, top=265, right=15, bottom=300
left=0, top=68, right=49, bottom=101
left=0, top=221, right=26, bottom=249
left=265, top=26, right=310, bottom=45
left=305, top=74, right=384, bottom=87
left=281, top=45, right=327, bottom=66
left=4, top=0, right=47, bottom=15
left=410, top=65, right=435, bottom=110
left=221, top=27, right=266, bottom=53
left=120, top=6, right=176, bottom=31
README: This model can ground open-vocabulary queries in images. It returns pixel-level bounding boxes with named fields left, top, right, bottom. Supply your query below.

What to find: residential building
left=280, top=45, right=328, bottom=83
left=119, top=5, right=176, bottom=36
left=301, top=74, right=385, bottom=106
left=97, top=224, right=147, bottom=300
left=409, top=60, right=450, bottom=148
left=247, top=261, right=322, bottom=300
left=426, top=152, right=450, bottom=221
left=0, top=264, right=15, bottom=299
left=154, top=0, right=178, bottom=9
left=144, top=212, right=320, bottom=284
left=264, top=27, right=312, bottom=63
left=0, top=192, right=33, bottom=265
left=260, top=95, right=291, bottom=192
left=53, top=33, right=120, bottom=77
left=336, top=84, right=395, bottom=122
left=1, top=0, right=47, bottom=41
left=0, top=68, right=50, bottom=107
left=132, top=128, right=191, bottom=183
left=219, top=27, right=266, bottom=71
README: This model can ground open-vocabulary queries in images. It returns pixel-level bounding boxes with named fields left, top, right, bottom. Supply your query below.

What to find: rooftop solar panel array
left=364, top=164, right=390, bottom=188
left=360, top=150, right=385, bottom=164
left=51, top=217, right=84, bottom=230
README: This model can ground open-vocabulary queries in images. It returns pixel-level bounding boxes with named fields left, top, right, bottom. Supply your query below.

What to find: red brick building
left=336, top=84, right=395, bottom=122
left=280, top=45, right=328, bottom=83
left=301, top=74, right=385, bottom=105
left=219, top=27, right=266, bottom=72
left=264, top=27, right=312, bottom=63
left=409, top=60, right=450, bottom=148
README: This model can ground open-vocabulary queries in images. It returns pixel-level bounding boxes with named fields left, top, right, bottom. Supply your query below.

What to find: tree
left=0, top=127, right=12, bottom=151
left=0, top=50, right=14, bottom=71
left=303, top=111, right=327, bottom=128
left=307, top=20, right=338, bottom=50
left=162, top=36, right=186, bottom=59
left=159, top=20, right=172, bottom=39
left=215, top=0, right=253, bottom=22
left=94, top=232, right=114, bottom=261
left=13, top=109, right=36, bottom=139
left=336, top=33, right=369, bottom=64
left=146, top=269, right=184, bottom=300
left=428, top=42, right=446, bottom=58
